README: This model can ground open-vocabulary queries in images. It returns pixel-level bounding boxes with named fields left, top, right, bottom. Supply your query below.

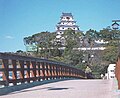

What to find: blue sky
left=0, top=0, right=120, bottom=52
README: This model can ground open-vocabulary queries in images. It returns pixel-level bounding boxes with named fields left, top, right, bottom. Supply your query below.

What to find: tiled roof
left=57, top=25, right=79, bottom=28
left=56, top=30, right=81, bottom=32
left=58, top=21, right=76, bottom=24
left=62, top=13, right=73, bottom=17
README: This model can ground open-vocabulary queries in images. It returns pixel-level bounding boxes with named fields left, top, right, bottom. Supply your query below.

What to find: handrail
left=115, top=57, right=120, bottom=89
left=0, top=53, right=93, bottom=87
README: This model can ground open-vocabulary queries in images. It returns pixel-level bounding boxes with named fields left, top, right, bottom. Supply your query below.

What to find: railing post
left=115, top=57, right=120, bottom=89
left=66, top=67, right=69, bottom=78
left=57, top=65, right=60, bottom=79
left=49, top=63, right=52, bottom=79
left=52, top=65, right=55, bottom=79
left=59, top=65, right=62, bottom=79
left=31, top=61, right=36, bottom=81
left=47, top=63, right=51, bottom=80
left=56, top=65, right=58, bottom=79
left=37, top=62, right=40, bottom=81
left=2, top=59, right=9, bottom=86
left=45, top=62, right=49, bottom=80
left=19, top=60, right=25, bottom=83
left=41, top=62, right=45, bottom=80
left=61, top=66, right=63, bottom=79
left=26, top=61, right=30, bottom=83
left=64, top=66, right=66, bottom=78
left=12, top=60, right=17, bottom=85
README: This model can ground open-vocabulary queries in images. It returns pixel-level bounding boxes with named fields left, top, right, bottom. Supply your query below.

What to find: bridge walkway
left=0, top=79, right=119, bottom=98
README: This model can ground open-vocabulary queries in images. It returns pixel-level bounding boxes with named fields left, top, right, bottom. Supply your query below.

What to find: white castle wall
left=107, top=64, right=116, bottom=79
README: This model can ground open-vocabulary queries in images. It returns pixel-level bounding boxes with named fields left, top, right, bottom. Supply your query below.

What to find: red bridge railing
left=115, top=56, right=120, bottom=89
left=0, top=53, right=93, bottom=87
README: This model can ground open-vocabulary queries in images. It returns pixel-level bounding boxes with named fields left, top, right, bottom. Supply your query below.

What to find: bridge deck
left=0, top=79, right=119, bottom=98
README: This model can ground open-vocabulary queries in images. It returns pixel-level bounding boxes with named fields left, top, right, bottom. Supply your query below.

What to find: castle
left=56, top=13, right=80, bottom=36
left=24, top=12, right=106, bottom=52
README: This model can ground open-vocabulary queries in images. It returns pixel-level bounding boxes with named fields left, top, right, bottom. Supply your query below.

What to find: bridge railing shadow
left=0, top=78, right=74, bottom=95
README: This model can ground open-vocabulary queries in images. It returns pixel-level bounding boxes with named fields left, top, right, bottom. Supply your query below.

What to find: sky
left=0, top=0, right=120, bottom=52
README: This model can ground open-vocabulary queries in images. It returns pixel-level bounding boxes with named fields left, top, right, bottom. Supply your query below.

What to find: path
left=0, top=79, right=119, bottom=98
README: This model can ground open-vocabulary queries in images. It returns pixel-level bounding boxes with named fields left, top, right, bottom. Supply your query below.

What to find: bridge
left=0, top=53, right=120, bottom=98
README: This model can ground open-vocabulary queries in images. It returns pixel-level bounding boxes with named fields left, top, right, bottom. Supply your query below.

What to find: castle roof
left=57, top=25, right=79, bottom=28
left=56, top=30, right=81, bottom=32
left=62, top=13, right=73, bottom=17
left=58, top=21, right=76, bottom=24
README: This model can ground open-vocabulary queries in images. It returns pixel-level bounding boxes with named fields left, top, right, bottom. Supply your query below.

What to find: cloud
left=5, top=36, right=14, bottom=39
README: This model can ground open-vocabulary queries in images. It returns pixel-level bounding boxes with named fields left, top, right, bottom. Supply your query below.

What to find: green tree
left=99, top=28, right=120, bottom=42
left=85, top=29, right=99, bottom=48
left=24, top=31, right=56, bottom=58
left=99, top=28, right=120, bottom=63
left=102, top=46, right=118, bottom=63
left=62, top=29, right=84, bottom=65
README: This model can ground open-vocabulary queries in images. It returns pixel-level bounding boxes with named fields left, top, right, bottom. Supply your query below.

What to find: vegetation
left=23, top=28, right=120, bottom=78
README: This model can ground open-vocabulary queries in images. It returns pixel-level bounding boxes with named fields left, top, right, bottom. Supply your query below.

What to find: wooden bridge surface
left=0, top=79, right=119, bottom=98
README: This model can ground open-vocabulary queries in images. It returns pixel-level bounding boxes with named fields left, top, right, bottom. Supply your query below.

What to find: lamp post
left=112, top=20, right=120, bottom=53
left=112, top=20, right=120, bottom=89
left=112, top=20, right=120, bottom=30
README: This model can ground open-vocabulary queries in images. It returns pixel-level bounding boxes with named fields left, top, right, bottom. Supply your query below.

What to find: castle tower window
left=62, top=27, right=64, bottom=29
left=68, top=28, right=70, bottom=30
left=66, top=17, right=70, bottom=20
